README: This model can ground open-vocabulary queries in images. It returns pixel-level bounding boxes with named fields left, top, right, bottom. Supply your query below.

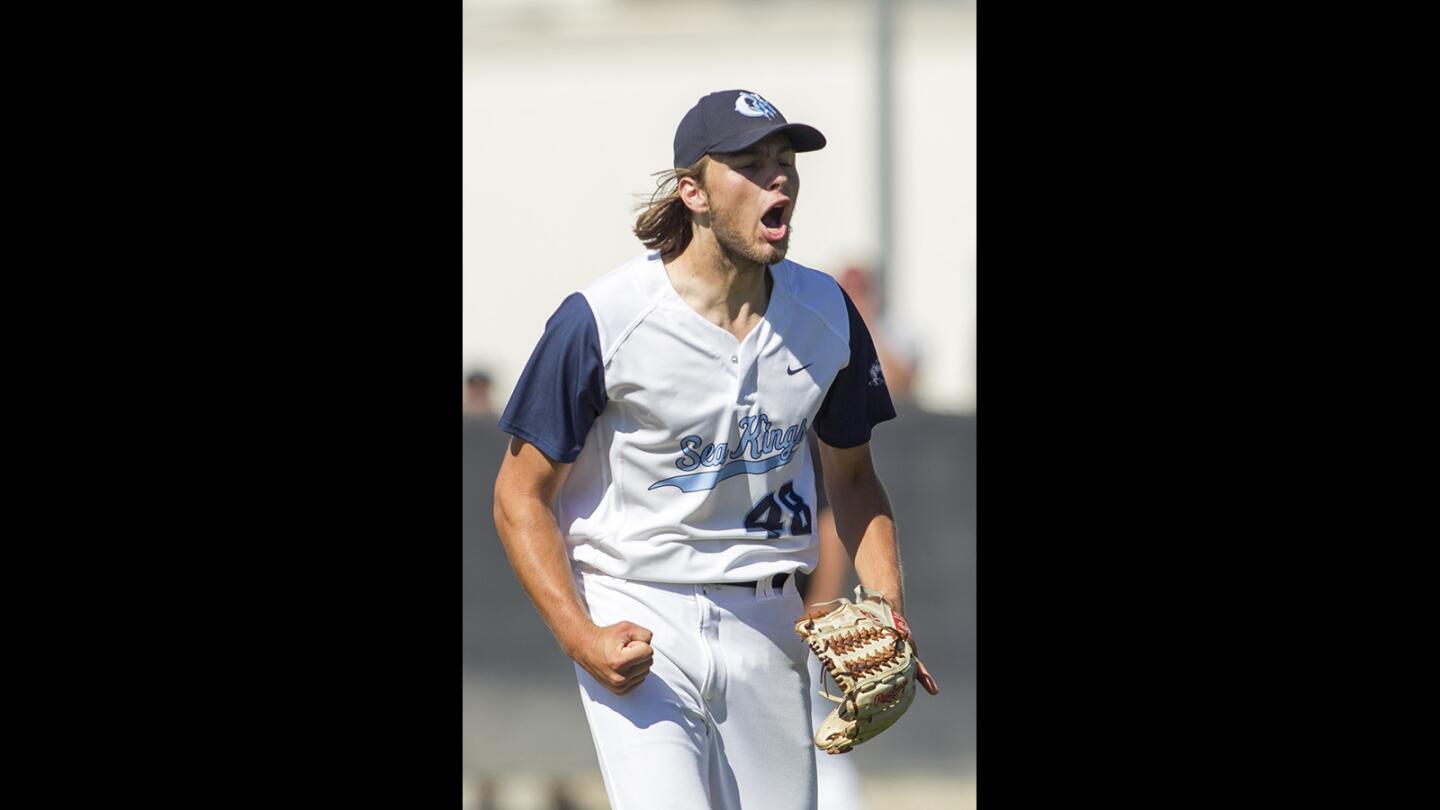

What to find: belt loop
left=757, top=573, right=774, bottom=599
left=771, top=567, right=794, bottom=593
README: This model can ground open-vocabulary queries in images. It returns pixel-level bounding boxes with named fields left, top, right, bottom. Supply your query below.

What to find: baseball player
left=492, top=89, right=938, bottom=810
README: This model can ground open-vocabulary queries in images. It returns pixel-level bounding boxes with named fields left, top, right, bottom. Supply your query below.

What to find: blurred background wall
left=463, top=0, right=975, bottom=415
left=464, top=2, right=975, bottom=807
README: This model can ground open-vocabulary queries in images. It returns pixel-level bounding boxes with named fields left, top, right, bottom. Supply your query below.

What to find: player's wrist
left=858, top=582, right=904, bottom=617
left=556, top=619, right=603, bottom=661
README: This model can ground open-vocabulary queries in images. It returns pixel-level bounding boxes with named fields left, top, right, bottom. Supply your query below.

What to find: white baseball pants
left=574, top=567, right=818, bottom=810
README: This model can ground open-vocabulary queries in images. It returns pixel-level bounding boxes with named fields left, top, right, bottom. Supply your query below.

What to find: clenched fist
left=570, top=621, right=654, bottom=695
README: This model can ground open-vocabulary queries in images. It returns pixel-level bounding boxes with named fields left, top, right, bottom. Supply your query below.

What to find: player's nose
left=766, top=167, right=794, bottom=192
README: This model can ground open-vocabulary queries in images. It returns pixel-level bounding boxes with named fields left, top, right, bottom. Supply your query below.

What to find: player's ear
left=677, top=175, right=709, bottom=214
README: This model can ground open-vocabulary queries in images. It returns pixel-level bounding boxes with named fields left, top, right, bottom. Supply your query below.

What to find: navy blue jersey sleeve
left=813, top=290, right=897, bottom=448
left=498, top=293, right=607, bottom=463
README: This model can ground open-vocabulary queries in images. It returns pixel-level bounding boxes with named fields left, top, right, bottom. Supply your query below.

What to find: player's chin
left=759, top=242, right=788, bottom=264
left=756, top=229, right=790, bottom=262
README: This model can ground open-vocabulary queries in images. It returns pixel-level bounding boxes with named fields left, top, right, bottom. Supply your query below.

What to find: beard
left=709, top=204, right=789, bottom=268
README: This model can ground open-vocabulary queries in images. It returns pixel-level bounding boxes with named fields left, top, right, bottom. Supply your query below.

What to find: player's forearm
left=492, top=492, right=597, bottom=657
left=804, top=508, right=851, bottom=605
left=825, top=470, right=905, bottom=615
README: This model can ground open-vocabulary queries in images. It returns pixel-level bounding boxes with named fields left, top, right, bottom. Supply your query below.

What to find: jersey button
left=730, top=355, right=738, bottom=363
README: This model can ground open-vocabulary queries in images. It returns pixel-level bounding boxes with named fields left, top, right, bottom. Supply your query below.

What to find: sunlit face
left=702, top=133, right=799, bottom=267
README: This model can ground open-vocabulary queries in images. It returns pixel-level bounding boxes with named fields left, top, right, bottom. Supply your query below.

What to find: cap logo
left=735, top=92, right=779, bottom=120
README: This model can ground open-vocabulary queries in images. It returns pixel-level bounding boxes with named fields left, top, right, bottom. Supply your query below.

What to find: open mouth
left=761, top=201, right=788, bottom=241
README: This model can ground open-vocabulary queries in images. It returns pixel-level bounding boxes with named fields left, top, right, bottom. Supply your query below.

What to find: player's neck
left=663, top=233, right=772, bottom=331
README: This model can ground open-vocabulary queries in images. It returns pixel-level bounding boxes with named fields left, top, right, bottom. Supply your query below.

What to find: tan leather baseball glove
left=795, top=585, right=936, bottom=755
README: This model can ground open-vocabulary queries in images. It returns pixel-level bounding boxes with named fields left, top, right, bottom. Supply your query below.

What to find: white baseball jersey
left=499, top=251, right=894, bottom=584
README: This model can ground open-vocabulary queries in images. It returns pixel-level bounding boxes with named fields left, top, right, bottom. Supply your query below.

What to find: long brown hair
left=633, top=157, right=710, bottom=257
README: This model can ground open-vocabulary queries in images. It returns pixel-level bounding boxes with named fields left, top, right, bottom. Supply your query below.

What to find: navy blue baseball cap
left=672, top=90, right=827, bottom=169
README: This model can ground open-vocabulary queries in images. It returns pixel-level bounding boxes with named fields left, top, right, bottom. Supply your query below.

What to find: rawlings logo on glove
left=795, top=585, right=938, bottom=755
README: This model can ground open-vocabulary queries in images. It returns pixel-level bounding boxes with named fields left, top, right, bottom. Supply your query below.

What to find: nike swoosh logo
left=787, top=363, right=814, bottom=375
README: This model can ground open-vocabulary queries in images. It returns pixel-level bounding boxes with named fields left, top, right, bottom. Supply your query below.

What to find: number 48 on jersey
left=744, top=481, right=812, bottom=539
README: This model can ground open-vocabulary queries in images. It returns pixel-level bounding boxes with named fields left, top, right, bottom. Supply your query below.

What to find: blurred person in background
left=837, top=266, right=920, bottom=404
left=548, top=781, right=580, bottom=810
left=492, top=89, right=937, bottom=810
left=463, top=369, right=495, bottom=418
